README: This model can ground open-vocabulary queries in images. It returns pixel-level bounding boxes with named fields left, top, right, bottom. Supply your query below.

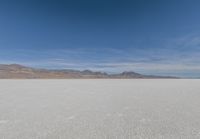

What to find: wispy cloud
left=1, top=34, right=200, bottom=77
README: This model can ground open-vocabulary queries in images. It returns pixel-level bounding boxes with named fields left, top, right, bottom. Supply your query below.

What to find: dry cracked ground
left=0, top=79, right=200, bottom=139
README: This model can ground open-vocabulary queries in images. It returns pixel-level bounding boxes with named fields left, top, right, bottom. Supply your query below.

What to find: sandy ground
left=0, top=79, right=200, bottom=139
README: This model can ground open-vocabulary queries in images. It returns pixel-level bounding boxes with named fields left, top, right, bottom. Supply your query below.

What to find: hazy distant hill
left=0, top=64, right=177, bottom=79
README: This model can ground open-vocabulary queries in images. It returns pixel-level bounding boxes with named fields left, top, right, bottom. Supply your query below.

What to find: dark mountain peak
left=121, top=71, right=141, bottom=76
left=81, top=70, right=108, bottom=76
left=81, top=70, right=93, bottom=74
left=115, top=71, right=143, bottom=78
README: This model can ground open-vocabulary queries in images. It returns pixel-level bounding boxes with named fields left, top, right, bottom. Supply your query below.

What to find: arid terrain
left=0, top=79, right=200, bottom=139
left=0, top=64, right=176, bottom=79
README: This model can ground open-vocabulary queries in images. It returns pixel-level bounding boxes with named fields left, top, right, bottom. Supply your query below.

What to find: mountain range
left=0, top=64, right=178, bottom=79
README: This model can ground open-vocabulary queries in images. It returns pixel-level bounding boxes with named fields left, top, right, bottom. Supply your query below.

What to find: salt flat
left=0, top=79, right=200, bottom=139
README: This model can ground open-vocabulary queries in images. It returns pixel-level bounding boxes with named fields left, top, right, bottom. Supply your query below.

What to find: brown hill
left=0, top=64, right=178, bottom=79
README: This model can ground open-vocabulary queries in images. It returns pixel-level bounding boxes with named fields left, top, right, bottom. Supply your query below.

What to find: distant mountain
left=0, top=64, right=178, bottom=79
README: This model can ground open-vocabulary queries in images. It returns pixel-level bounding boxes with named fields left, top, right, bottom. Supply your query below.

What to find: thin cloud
left=1, top=36, right=200, bottom=78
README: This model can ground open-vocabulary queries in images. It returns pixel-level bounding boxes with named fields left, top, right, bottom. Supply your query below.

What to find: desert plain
left=0, top=79, right=200, bottom=139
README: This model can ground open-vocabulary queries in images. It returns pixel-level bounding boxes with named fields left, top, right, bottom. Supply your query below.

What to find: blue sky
left=1, top=0, right=200, bottom=77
